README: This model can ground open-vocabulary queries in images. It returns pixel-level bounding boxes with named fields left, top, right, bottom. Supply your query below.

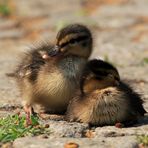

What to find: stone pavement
left=0, top=0, right=148, bottom=147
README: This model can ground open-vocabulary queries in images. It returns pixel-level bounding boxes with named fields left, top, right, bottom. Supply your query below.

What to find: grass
left=141, top=57, right=148, bottom=65
left=0, top=2, right=11, bottom=16
left=0, top=114, right=50, bottom=143
left=137, top=135, right=148, bottom=146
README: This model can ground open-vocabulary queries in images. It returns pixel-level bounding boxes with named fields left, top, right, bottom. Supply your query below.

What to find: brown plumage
left=14, top=24, right=93, bottom=124
left=66, top=59, right=146, bottom=126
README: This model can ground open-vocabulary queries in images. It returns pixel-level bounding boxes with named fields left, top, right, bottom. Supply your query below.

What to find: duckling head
left=49, top=24, right=93, bottom=59
left=80, top=59, right=120, bottom=94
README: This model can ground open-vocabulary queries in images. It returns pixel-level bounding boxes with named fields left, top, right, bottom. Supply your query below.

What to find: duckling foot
left=24, top=105, right=34, bottom=126
left=115, top=122, right=124, bottom=128
left=115, top=120, right=138, bottom=128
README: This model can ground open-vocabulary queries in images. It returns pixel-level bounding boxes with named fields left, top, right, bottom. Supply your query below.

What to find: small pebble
left=84, top=130, right=94, bottom=138
left=45, top=124, right=50, bottom=128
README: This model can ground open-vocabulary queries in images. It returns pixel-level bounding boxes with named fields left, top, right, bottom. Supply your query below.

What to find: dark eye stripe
left=60, top=35, right=89, bottom=48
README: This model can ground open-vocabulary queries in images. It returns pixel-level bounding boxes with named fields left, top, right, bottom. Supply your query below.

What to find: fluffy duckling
left=66, top=59, right=146, bottom=126
left=15, top=24, right=93, bottom=124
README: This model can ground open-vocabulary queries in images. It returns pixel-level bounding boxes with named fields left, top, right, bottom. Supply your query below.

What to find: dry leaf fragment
left=64, top=142, right=79, bottom=148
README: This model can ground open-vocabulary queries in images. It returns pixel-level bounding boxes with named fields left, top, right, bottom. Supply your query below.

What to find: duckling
left=66, top=59, right=146, bottom=126
left=15, top=24, right=93, bottom=124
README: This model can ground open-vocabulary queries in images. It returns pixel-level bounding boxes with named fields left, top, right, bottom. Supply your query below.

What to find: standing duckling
left=15, top=24, right=93, bottom=124
left=66, top=59, right=146, bottom=126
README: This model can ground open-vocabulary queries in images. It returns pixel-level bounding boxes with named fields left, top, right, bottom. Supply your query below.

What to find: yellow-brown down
left=66, top=59, right=146, bottom=126
left=15, top=24, right=93, bottom=119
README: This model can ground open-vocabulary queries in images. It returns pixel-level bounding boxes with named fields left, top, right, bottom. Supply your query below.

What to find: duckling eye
left=69, top=39, right=77, bottom=45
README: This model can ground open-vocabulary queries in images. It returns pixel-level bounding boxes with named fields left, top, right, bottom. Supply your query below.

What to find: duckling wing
left=15, top=44, right=53, bottom=80
left=16, top=52, right=44, bottom=79
left=119, top=81, right=146, bottom=116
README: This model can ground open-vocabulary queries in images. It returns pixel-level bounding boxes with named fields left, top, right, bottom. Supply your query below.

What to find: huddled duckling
left=15, top=24, right=93, bottom=124
left=66, top=59, right=146, bottom=126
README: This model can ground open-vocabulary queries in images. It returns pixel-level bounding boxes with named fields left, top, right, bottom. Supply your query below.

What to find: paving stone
left=13, top=136, right=139, bottom=148
left=0, top=29, right=25, bottom=39
left=42, top=120, right=89, bottom=138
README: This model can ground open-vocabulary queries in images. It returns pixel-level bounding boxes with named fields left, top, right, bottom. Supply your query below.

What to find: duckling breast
left=32, top=56, right=87, bottom=111
left=58, top=56, right=87, bottom=80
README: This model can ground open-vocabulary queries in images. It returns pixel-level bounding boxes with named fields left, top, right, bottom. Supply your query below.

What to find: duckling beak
left=48, top=45, right=61, bottom=57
